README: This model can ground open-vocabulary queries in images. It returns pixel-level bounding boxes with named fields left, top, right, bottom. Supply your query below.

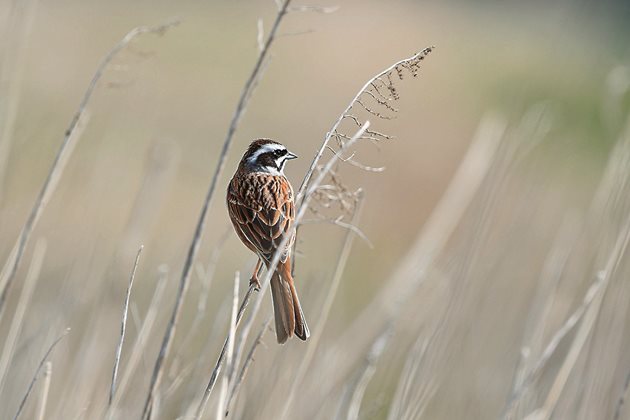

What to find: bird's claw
left=249, top=277, right=261, bottom=291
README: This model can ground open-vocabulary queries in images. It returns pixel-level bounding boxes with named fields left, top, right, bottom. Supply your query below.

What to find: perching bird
left=226, top=139, right=309, bottom=344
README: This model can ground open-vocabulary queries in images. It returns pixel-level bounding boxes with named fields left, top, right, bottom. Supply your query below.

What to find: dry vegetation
left=1, top=1, right=630, bottom=420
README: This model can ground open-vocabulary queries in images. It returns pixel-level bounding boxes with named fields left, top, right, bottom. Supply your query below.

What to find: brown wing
left=227, top=172, right=295, bottom=264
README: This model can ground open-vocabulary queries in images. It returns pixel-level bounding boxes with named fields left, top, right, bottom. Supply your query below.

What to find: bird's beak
left=286, top=151, right=298, bottom=160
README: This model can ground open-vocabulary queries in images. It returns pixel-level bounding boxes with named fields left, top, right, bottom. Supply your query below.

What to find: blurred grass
left=1, top=0, right=630, bottom=419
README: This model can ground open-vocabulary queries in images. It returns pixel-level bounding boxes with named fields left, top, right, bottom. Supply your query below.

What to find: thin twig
left=502, top=272, right=605, bottom=418
left=210, top=272, right=240, bottom=420
left=298, top=123, right=370, bottom=221
left=291, top=47, right=433, bottom=276
left=35, top=362, right=52, bottom=420
left=524, top=216, right=630, bottom=420
left=277, top=29, right=316, bottom=38
left=228, top=281, right=271, bottom=400
left=192, top=284, right=257, bottom=419
left=0, top=19, right=179, bottom=321
left=344, top=159, right=386, bottom=173
left=507, top=215, right=578, bottom=404
left=225, top=316, right=272, bottom=417
left=13, top=328, right=70, bottom=420
left=106, top=265, right=169, bottom=416
left=295, top=47, right=434, bottom=206
left=109, top=245, right=144, bottom=405
left=225, top=275, right=241, bottom=387
left=324, top=145, right=386, bottom=173
left=141, top=3, right=292, bottom=417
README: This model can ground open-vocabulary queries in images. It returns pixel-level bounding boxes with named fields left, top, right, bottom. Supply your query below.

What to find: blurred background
left=1, top=0, right=630, bottom=419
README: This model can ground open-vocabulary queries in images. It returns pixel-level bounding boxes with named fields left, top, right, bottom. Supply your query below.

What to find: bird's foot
left=249, top=276, right=261, bottom=291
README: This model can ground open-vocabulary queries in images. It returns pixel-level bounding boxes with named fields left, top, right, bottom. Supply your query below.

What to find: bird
left=226, top=139, right=310, bottom=344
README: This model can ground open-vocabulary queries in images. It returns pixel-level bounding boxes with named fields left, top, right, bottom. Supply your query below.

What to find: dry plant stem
left=295, top=122, right=370, bottom=238
left=525, top=216, right=630, bottom=420
left=13, top=328, right=70, bottom=420
left=291, top=47, right=434, bottom=275
left=226, top=278, right=269, bottom=399
left=295, top=47, right=434, bottom=206
left=280, top=194, right=365, bottom=419
left=0, top=19, right=179, bottom=320
left=225, top=276, right=241, bottom=388
left=107, top=266, right=169, bottom=416
left=502, top=273, right=605, bottom=418
left=225, top=316, right=272, bottom=417
left=502, top=215, right=580, bottom=419
left=212, top=272, right=240, bottom=420
left=180, top=298, right=238, bottom=419
left=503, top=275, right=604, bottom=419
left=194, top=277, right=254, bottom=420
left=0, top=238, right=46, bottom=396
left=510, top=216, right=578, bottom=393
left=35, top=362, right=52, bottom=420
left=141, top=3, right=292, bottom=417
left=109, top=245, right=144, bottom=406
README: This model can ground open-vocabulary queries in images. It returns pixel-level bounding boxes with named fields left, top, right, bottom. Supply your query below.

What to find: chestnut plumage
left=227, top=139, right=308, bottom=343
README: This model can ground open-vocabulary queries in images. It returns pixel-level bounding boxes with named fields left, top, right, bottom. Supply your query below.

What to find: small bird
left=226, top=139, right=310, bottom=343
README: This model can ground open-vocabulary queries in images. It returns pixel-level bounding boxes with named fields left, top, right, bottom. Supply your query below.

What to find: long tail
left=270, top=261, right=310, bottom=344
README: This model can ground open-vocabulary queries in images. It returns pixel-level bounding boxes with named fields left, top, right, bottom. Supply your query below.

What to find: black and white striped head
left=241, top=139, right=298, bottom=176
